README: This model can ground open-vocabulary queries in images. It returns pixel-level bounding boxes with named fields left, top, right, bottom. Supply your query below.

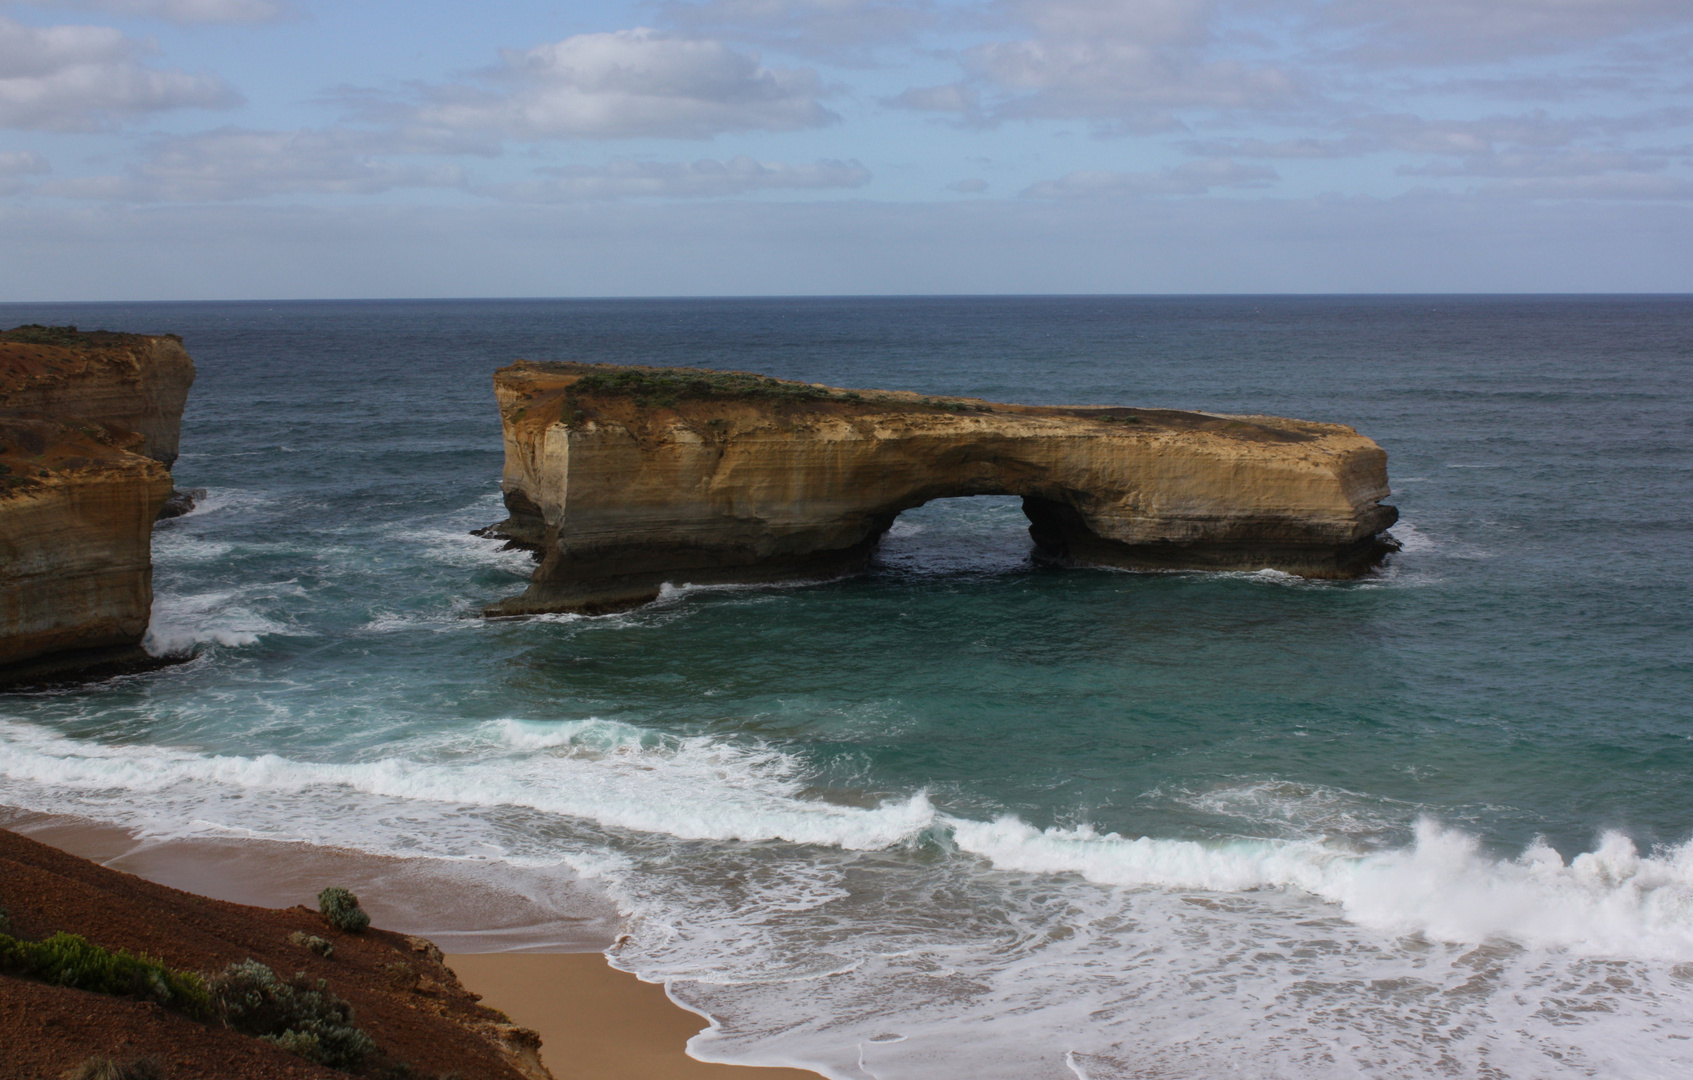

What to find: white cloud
left=889, top=0, right=1298, bottom=130
left=487, top=155, right=870, bottom=201
left=1398, top=149, right=1664, bottom=179
left=403, top=28, right=836, bottom=140
left=0, top=146, right=47, bottom=192
left=1321, top=0, right=1693, bottom=64
left=6, top=192, right=1691, bottom=301
left=0, top=15, right=236, bottom=130
left=1477, top=173, right=1693, bottom=200
left=1180, top=136, right=1362, bottom=159
left=0, top=148, right=48, bottom=173
left=1020, top=157, right=1277, bottom=197
left=658, top=0, right=935, bottom=60
left=42, top=126, right=466, bottom=201
left=2, top=0, right=286, bottom=23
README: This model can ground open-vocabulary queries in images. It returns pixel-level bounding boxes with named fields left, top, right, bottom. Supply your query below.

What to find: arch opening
left=872, top=495, right=1038, bottom=577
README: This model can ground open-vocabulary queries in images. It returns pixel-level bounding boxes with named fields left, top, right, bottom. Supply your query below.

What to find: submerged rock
left=0, top=326, right=195, bottom=685
left=482, top=361, right=1398, bottom=616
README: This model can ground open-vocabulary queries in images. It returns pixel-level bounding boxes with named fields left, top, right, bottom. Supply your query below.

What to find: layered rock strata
left=483, top=362, right=1398, bottom=615
left=1, top=326, right=195, bottom=684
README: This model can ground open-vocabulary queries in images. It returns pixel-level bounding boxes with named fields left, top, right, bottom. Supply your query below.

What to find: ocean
left=2, top=295, right=1691, bottom=1078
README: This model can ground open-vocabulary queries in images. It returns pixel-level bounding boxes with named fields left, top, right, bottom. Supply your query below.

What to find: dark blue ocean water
left=3, top=296, right=1692, bottom=1078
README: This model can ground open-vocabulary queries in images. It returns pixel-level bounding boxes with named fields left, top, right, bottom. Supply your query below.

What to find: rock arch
left=482, top=362, right=1398, bottom=615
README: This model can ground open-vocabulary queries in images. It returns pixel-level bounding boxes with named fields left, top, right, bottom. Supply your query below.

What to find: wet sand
left=447, top=953, right=826, bottom=1080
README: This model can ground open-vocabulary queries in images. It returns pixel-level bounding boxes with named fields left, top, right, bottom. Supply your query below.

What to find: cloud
left=1, top=0, right=287, bottom=23
left=1397, top=149, right=1666, bottom=179
left=0, top=147, right=47, bottom=192
left=1180, top=136, right=1363, bottom=159
left=42, top=126, right=466, bottom=201
left=1320, top=0, right=1693, bottom=65
left=5, top=192, right=1691, bottom=301
left=888, top=0, right=1299, bottom=130
left=0, top=148, right=48, bottom=174
left=0, top=15, right=237, bottom=130
left=657, top=0, right=935, bottom=61
left=1020, top=157, right=1277, bottom=198
left=486, top=155, right=870, bottom=201
left=395, top=28, right=836, bottom=140
left=1476, top=173, right=1693, bottom=200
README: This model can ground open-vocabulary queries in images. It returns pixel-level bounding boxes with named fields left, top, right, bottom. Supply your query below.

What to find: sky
left=1, top=0, right=1691, bottom=298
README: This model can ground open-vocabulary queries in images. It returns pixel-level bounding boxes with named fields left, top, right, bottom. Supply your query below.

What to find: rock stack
left=0, top=325, right=196, bottom=685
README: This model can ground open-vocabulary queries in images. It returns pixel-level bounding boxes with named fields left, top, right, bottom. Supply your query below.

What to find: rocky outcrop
left=0, top=325, right=195, bottom=467
left=482, top=362, right=1397, bottom=615
left=1, top=326, right=195, bottom=684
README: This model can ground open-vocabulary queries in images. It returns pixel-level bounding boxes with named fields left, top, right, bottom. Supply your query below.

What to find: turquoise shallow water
left=2, top=296, right=1692, bottom=1078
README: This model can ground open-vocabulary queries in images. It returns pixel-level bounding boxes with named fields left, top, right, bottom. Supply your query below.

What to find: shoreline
left=1, top=807, right=827, bottom=1080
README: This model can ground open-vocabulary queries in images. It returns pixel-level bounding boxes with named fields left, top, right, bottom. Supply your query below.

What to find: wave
left=0, top=717, right=934, bottom=852
left=949, top=814, right=1693, bottom=959
left=5, top=713, right=1692, bottom=960
left=143, top=586, right=303, bottom=655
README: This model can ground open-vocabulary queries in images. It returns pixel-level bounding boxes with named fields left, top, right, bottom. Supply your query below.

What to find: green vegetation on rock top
left=568, top=366, right=856, bottom=409
left=1, top=324, right=157, bottom=347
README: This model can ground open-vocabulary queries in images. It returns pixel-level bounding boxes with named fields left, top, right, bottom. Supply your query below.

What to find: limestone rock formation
left=1, top=326, right=195, bottom=684
left=0, top=326, right=195, bottom=466
left=482, top=362, right=1398, bottom=616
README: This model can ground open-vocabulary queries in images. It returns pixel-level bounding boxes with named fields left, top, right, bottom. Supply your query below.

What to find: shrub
left=317, top=886, right=370, bottom=934
left=60, top=1055, right=162, bottom=1080
left=208, top=959, right=376, bottom=1070
left=288, top=931, right=335, bottom=958
left=0, top=931, right=207, bottom=1013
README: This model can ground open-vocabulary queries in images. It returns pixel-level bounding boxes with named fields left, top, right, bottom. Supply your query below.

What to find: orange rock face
left=1, top=328, right=194, bottom=682
left=483, top=362, right=1398, bottom=615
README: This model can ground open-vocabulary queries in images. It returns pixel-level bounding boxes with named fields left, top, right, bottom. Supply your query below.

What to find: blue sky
left=1, top=0, right=1691, bottom=298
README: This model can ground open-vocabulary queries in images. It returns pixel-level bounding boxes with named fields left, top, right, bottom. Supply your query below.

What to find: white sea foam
left=1390, top=519, right=1437, bottom=552
left=6, top=712, right=1693, bottom=1078
left=0, top=717, right=934, bottom=852
left=143, top=586, right=301, bottom=655
left=950, top=813, right=1693, bottom=959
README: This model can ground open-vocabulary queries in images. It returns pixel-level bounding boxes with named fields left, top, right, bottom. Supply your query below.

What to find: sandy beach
left=447, top=953, right=824, bottom=1080
left=1, top=810, right=824, bottom=1079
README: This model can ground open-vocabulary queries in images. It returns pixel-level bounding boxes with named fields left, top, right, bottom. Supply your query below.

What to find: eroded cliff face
left=484, top=362, right=1398, bottom=615
left=1, top=327, right=193, bottom=683
left=0, top=327, right=195, bottom=466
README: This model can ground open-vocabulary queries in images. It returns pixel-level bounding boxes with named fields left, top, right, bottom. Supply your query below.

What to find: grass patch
left=0, top=931, right=208, bottom=1013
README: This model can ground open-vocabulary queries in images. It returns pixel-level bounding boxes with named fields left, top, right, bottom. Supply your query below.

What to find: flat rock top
left=0, top=325, right=187, bottom=398
left=495, top=360, right=1341, bottom=445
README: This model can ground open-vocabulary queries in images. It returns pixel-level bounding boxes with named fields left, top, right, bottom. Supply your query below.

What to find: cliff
left=482, top=362, right=1398, bottom=615
left=0, top=827, right=549, bottom=1080
left=0, top=325, right=195, bottom=467
left=1, top=326, right=195, bottom=684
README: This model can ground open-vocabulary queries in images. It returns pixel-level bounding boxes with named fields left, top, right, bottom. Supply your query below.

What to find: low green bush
left=208, top=959, right=376, bottom=1070
left=0, top=931, right=207, bottom=1013
left=317, top=886, right=370, bottom=934
left=289, top=931, right=335, bottom=958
